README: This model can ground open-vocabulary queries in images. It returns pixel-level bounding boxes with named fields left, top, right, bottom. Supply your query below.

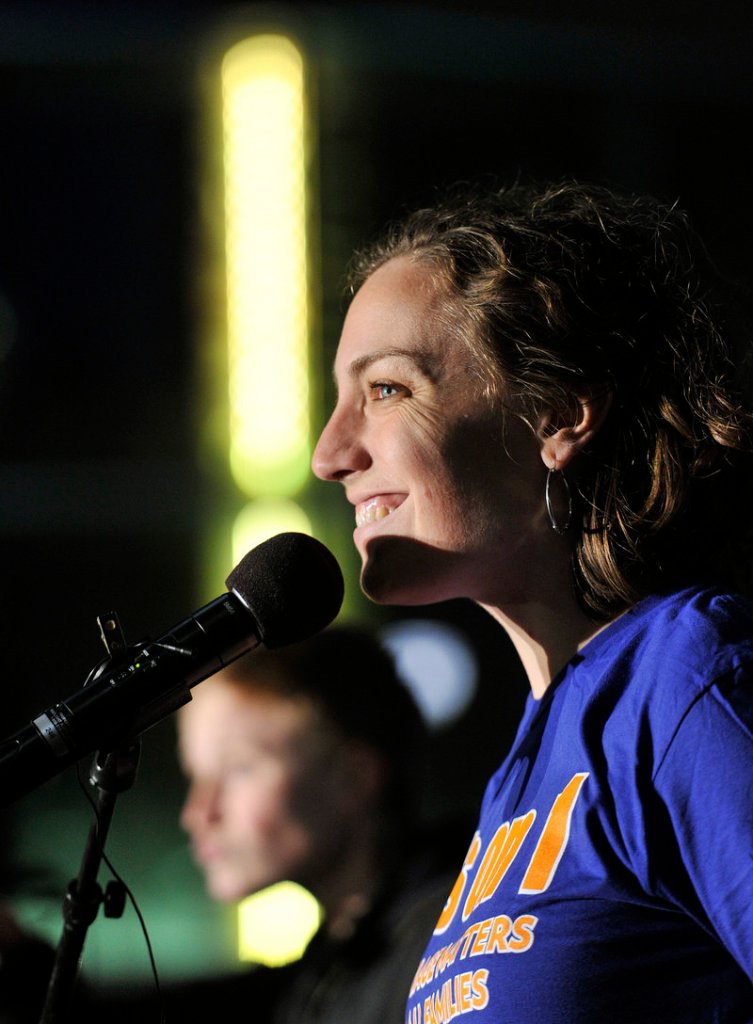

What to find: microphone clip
left=96, top=609, right=128, bottom=660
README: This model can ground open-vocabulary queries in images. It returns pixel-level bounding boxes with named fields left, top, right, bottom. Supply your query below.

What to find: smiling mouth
left=355, top=497, right=401, bottom=528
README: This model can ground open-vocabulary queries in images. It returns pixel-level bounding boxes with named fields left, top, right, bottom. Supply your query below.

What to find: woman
left=312, top=181, right=753, bottom=1022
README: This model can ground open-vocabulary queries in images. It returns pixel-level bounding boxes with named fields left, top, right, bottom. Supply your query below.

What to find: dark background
left=1, top=0, right=751, bottom=988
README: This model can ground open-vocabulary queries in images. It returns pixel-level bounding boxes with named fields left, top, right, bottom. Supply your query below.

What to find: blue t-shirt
left=406, top=588, right=753, bottom=1024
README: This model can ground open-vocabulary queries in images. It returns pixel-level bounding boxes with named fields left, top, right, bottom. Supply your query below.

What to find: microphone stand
left=39, top=611, right=141, bottom=1024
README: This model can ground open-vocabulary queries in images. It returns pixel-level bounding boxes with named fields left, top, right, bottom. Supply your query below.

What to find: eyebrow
left=337, top=346, right=438, bottom=385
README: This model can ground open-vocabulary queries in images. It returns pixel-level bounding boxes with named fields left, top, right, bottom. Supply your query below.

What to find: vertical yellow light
left=219, top=32, right=321, bottom=965
left=222, top=35, right=310, bottom=499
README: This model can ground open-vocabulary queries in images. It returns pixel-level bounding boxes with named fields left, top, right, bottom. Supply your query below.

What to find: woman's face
left=312, top=256, right=551, bottom=608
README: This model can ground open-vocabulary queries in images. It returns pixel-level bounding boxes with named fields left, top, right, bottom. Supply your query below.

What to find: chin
left=207, top=873, right=253, bottom=904
left=360, top=538, right=465, bottom=606
left=207, top=882, right=236, bottom=904
left=361, top=569, right=425, bottom=606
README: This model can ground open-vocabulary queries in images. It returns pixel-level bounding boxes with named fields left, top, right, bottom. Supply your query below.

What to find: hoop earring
left=545, top=468, right=572, bottom=535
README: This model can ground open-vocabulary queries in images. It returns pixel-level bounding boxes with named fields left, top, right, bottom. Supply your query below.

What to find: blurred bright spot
left=379, top=619, right=478, bottom=729
left=238, top=881, right=322, bottom=966
left=232, top=498, right=312, bottom=566
left=222, top=34, right=311, bottom=498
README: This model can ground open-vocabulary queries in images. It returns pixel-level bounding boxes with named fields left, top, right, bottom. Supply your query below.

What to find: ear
left=536, top=389, right=612, bottom=471
left=332, top=741, right=386, bottom=814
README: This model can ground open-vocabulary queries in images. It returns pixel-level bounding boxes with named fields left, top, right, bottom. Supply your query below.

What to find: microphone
left=0, top=532, right=344, bottom=807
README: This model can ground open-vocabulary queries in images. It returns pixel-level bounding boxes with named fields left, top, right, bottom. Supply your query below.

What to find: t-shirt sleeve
left=650, top=660, right=753, bottom=980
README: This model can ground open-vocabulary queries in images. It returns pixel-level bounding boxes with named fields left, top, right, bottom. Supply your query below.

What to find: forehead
left=179, top=681, right=314, bottom=764
left=334, top=256, right=458, bottom=378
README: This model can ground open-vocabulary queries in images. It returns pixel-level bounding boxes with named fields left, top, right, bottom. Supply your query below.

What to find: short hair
left=219, top=625, right=428, bottom=828
left=348, top=180, right=753, bottom=618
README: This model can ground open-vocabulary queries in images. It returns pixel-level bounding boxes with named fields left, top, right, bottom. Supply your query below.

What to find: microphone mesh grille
left=226, top=532, right=344, bottom=648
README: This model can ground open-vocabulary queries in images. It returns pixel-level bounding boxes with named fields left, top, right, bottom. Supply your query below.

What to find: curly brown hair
left=347, top=181, right=753, bottom=619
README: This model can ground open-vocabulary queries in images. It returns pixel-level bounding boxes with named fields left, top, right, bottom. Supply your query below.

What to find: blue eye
left=371, top=382, right=400, bottom=400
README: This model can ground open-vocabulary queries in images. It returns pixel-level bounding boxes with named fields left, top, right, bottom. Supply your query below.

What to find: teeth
left=356, top=500, right=395, bottom=527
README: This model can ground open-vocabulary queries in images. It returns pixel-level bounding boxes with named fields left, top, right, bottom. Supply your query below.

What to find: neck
left=475, top=525, right=616, bottom=698
left=485, top=598, right=607, bottom=699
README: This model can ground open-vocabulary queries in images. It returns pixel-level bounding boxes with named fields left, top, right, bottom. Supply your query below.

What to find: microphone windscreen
left=225, top=532, right=344, bottom=648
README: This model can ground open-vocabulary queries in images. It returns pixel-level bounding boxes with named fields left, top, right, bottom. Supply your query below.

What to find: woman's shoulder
left=568, top=585, right=753, bottom=734
left=559, top=586, right=753, bottom=781
left=587, top=585, right=753, bottom=675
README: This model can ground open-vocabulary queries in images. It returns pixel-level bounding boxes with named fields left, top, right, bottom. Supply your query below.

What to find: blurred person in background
left=98, top=623, right=463, bottom=1023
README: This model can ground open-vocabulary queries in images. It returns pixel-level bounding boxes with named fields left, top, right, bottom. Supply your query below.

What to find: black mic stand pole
left=39, top=609, right=143, bottom=1024
left=39, top=739, right=140, bottom=1023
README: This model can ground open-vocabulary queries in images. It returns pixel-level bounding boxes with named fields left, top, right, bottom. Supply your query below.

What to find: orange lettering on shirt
left=434, top=832, right=481, bottom=935
left=462, top=811, right=536, bottom=920
left=485, top=914, right=513, bottom=954
left=508, top=913, right=538, bottom=952
left=469, top=918, right=492, bottom=956
left=471, top=968, right=490, bottom=1009
left=519, top=772, right=589, bottom=893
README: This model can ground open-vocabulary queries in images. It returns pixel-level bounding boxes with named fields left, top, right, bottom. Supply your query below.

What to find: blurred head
left=315, top=180, right=753, bottom=617
left=179, top=626, right=426, bottom=903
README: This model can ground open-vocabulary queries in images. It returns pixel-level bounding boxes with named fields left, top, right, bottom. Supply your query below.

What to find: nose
left=312, top=401, right=371, bottom=482
left=180, top=779, right=221, bottom=834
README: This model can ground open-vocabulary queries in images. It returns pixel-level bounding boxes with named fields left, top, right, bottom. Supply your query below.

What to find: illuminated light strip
left=220, top=35, right=322, bottom=968
left=222, top=35, right=311, bottom=498
left=231, top=498, right=312, bottom=567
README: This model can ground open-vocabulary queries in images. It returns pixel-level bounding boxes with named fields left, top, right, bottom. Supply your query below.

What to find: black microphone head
left=225, top=532, right=344, bottom=648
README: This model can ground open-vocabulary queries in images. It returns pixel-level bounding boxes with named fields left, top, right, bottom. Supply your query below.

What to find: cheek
left=380, top=400, right=446, bottom=463
left=449, top=416, right=541, bottom=506
left=411, top=426, right=486, bottom=527
left=228, top=777, right=294, bottom=838
left=289, top=760, right=348, bottom=830
left=381, top=413, right=449, bottom=502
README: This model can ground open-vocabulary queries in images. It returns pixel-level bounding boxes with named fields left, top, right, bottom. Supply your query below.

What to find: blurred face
left=312, top=257, right=549, bottom=608
left=179, top=679, right=353, bottom=903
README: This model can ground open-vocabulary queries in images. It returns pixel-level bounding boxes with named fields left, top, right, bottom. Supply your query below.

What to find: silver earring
left=545, top=468, right=572, bottom=535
